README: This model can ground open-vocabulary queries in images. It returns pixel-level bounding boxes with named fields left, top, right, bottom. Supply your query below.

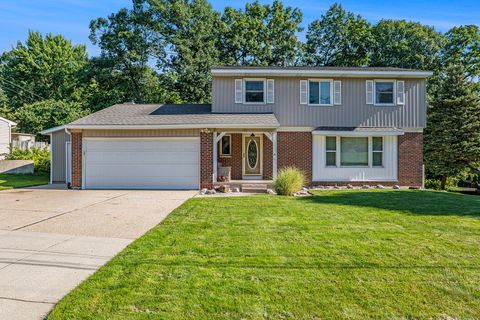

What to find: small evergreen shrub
left=6, top=147, right=50, bottom=173
left=273, top=167, right=306, bottom=195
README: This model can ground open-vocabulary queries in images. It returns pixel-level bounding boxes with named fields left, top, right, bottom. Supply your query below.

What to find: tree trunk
left=440, top=175, right=447, bottom=190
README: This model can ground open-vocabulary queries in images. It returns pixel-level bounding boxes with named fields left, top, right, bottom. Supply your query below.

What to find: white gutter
left=65, top=123, right=280, bottom=130
left=312, top=130, right=404, bottom=136
left=212, top=69, right=433, bottom=78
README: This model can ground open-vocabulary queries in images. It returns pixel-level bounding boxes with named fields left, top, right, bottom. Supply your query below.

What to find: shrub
left=6, top=147, right=50, bottom=173
left=424, top=177, right=458, bottom=190
left=273, top=167, right=306, bottom=195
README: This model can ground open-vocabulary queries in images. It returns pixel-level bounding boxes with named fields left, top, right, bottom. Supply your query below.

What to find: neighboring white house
left=0, top=116, right=16, bottom=160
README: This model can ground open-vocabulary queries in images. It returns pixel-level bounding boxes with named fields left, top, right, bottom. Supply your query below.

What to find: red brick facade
left=398, top=132, right=423, bottom=187
left=263, top=135, right=273, bottom=180
left=71, top=131, right=82, bottom=189
left=68, top=130, right=422, bottom=190
left=277, top=132, right=312, bottom=183
left=200, top=131, right=213, bottom=189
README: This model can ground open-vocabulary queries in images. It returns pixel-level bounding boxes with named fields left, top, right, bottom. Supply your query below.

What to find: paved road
left=0, top=187, right=196, bottom=319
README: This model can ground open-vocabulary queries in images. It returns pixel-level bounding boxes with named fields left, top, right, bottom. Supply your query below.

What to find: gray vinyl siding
left=212, top=76, right=426, bottom=128
left=0, top=120, right=10, bottom=159
left=51, top=130, right=70, bottom=182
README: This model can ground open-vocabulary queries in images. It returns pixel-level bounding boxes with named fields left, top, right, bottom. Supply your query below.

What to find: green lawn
left=48, top=190, right=480, bottom=319
left=0, top=173, right=49, bottom=190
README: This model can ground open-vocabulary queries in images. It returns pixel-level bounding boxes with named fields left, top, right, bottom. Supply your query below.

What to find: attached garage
left=83, top=137, right=200, bottom=190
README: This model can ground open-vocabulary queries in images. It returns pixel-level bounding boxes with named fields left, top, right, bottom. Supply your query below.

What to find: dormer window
left=244, top=79, right=265, bottom=103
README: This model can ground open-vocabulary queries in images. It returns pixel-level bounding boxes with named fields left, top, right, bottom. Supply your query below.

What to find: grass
left=0, top=173, right=49, bottom=190
left=48, top=190, right=480, bottom=319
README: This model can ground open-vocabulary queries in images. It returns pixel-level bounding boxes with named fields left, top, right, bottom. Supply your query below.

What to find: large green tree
left=371, top=20, right=444, bottom=70
left=0, top=31, right=88, bottom=110
left=15, top=100, right=89, bottom=135
left=141, top=0, right=221, bottom=103
left=443, top=25, right=480, bottom=80
left=424, top=64, right=480, bottom=189
left=89, top=3, right=173, bottom=105
left=219, top=0, right=302, bottom=66
left=303, top=4, right=372, bottom=66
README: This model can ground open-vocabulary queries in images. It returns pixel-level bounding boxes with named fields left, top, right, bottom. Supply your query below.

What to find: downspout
left=64, top=127, right=72, bottom=188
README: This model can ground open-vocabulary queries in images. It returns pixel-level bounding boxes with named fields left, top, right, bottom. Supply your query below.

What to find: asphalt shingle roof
left=69, top=104, right=279, bottom=127
left=212, top=66, right=428, bottom=72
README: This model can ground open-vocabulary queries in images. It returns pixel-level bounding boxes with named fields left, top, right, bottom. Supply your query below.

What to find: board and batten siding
left=51, top=129, right=70, bottom=182
left=0, top=120, right=11, bottom=159
left=312, top=135, right=398, bottom=182
left=212, top=76, right=426, bottom=128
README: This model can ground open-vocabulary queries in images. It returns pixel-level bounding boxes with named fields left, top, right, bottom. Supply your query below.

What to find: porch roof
left=66, top=103, right=280, bottom=129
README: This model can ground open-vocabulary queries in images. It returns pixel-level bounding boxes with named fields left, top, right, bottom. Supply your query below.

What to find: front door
left=243, top=135, right=262, bottom=177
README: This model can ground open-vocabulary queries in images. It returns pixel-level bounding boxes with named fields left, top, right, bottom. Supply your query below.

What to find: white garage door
left=84, top=138, right=199, bottom=189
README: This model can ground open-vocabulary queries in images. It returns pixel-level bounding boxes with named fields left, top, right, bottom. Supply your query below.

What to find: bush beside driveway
left=48, top=190, right=480, bottom=319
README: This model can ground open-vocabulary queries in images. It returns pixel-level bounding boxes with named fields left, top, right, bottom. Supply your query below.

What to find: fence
left=11, top=140, right=49, bottom=151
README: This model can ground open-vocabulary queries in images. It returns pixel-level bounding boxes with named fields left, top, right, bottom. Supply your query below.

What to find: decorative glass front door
left=243, top=136, right=261, bottom=175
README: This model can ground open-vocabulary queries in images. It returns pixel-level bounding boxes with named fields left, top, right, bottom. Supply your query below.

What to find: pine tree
left=424, top=64, right=480, bottom=189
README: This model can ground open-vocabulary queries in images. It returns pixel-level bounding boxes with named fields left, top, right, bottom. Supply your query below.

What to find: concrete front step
left=241, top=184, right=268, bottom=193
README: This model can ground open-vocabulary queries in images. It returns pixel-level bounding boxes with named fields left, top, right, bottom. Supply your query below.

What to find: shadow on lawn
left=297, top=190, right=480, bottom=217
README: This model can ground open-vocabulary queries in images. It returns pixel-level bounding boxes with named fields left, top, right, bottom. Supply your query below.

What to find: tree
left=371, top=20, right=444, bottom=70
left=219, top=0, right=302, bottom=66
left=14, top=100, right=89, bottom=135
left=303, top=3, right=372, bottom=66
left=424, top=64, right=480, bottom=189
left=0, top=88, right=11, bottom=119
left=89, top=3, right=166, bottom=104
left=140, top=0, right=221, bottom=103
left=443, top=25, right=480, bottom=80
left=0, top=31, right=88, bottom=110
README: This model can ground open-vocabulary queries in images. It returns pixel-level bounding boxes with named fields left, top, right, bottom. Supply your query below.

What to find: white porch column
left=212, top=132, right=226, bottom=183
left=272, top=132, right=278, bottom=179
left=212, top=132, right=217, bottom=183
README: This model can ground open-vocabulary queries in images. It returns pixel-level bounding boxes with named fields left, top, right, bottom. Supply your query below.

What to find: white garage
left=83, top=137, right=200, bottom=189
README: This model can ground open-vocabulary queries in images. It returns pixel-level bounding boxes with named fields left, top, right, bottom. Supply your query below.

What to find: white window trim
left=324, top=135, right=386, bottom=168
left=372, top=136, right=384, bottom=167
left=374, top=79, right=396, bottom=106
left=243, top=78, right=266, bottom=104
left=308, top=79, right=334, bottom=107
left=219, top=134, right=232, bottom=157
left=325, top=136, right=337, bottom=167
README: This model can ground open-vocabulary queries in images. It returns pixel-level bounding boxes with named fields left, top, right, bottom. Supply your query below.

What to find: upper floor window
left=244, top=80, right=265, bottom=103
left=309, top=80, right=333, bottom=106
left=375, top=80, right=395, bottom=105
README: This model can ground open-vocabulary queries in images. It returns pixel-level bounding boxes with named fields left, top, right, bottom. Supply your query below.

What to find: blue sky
left=1, top=0, right=479, bottom=56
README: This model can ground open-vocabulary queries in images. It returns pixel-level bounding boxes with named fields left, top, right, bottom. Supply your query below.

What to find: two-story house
left=41, top=66, right=432, bottom=190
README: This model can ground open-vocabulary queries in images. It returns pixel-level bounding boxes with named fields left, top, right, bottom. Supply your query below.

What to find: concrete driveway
left=0, top=187, right=196, bottom=319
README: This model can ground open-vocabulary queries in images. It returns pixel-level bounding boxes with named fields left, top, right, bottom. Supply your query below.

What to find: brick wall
left=398, top=132, right=423, bottom=187
left=263, top=134, right=273, bottom=180
left=217, top=133, right=242, bottom=180
left=200, top=131, right=213, bottom=189
left=277, top=132, right=312, bottom=183
left=71, top=131, right=82, bottom=189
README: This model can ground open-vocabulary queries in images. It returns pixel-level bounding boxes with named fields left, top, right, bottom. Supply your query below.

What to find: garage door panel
left=85, top=176, right=199, bottom=189
left=84, top=138, right=199, bottom=190
left=86, top=151, right=198, bottom=165
left=85, top=140, right=198, bottom=152
left=87, top=164, right=199, bottom=177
